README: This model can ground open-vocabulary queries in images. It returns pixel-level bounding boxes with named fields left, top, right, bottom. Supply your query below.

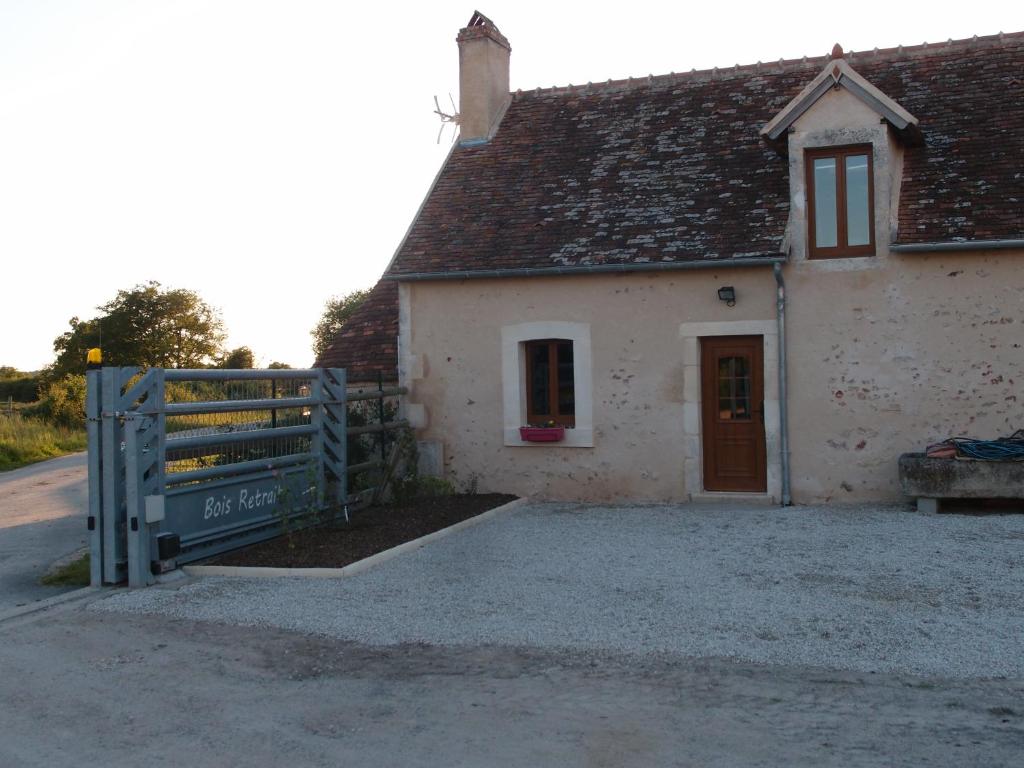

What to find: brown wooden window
left=525, top=339, right=575, bottom=427
left=806, top=145, right=875, bottom=258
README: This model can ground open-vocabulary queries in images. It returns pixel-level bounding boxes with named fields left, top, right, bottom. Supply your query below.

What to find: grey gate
left=86, top=367, right=348, bottom=587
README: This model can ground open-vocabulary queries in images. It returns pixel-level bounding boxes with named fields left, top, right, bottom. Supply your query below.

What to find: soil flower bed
left=208, top=494, right=517, bottom=569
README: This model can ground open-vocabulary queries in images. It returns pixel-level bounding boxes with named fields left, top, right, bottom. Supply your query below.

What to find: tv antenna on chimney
left=433, top=94, right=460, bottom=144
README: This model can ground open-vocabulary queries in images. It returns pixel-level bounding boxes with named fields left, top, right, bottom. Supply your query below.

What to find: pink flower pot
left=519, top=426, right=565, bottom=443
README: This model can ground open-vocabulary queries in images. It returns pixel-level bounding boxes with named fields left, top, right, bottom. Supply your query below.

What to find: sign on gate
left=163, top=465, right=316, bottom=559
left=86, top=367, right=349, bottom=587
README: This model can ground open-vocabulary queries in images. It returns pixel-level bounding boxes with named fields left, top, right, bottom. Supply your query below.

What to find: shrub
left=32, top=374, right=87, bottom=427
left=0, top=373, right=41, bottom=403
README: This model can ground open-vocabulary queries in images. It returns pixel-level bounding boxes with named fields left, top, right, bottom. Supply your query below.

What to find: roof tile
left=316, top=280, right=398, bottom=383
left=388, top=32, right=1024, bottom=277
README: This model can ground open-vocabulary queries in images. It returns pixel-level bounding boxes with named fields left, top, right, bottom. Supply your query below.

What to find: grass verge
left=0, top=413, right=87, bottom=471
left=41, top=553, right=91, bottom=587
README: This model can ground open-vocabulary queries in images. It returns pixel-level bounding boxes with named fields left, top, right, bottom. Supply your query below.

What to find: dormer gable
left=761, top=45, right=920, bottom=145
left=762, top=46, right=927, bottom=263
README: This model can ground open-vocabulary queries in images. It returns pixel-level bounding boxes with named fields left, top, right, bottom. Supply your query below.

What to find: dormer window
left=806, top=145, right=875, bottom=258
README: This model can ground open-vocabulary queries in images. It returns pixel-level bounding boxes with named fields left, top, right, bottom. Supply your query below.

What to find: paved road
left=0, top=453, right=88, bottom=610
left=2, top=600, right=1022, bottom=767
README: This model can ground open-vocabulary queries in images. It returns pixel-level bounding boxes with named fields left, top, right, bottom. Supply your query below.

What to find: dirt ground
left=1, top=599, right=1021, bottom=768
left=210, top=494, right=516, bottom=568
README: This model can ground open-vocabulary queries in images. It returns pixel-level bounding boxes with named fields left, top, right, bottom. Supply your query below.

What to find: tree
left=310, top=289, right=369, bottom=362
left=50, top=282, right=226, bottom=377
left=267, top=361, right=293, bottom=369
left=220, top=346, right=255, bottom=369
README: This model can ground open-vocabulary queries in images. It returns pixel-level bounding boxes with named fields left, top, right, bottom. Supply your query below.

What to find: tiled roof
left=315, top=279, right=398, bottom=383
left=879, top=35, right=1024, bottom=243
left=387, top=31, right=1023, bottom=277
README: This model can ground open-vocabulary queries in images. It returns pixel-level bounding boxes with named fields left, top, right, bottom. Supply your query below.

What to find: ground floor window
left=525, top=339, right=575, bottom=427
left=501, top=320, right=592, bottom=447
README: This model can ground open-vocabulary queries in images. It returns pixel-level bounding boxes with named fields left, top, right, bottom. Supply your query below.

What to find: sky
left=1, top=0, right=1019, bottom=370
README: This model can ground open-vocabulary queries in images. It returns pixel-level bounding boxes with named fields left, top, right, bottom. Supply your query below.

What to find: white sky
left=1, top=0, right=1019, bottom=370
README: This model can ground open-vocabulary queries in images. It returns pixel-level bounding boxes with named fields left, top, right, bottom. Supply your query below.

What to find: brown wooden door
left=701, top=336, right=767, bottom=492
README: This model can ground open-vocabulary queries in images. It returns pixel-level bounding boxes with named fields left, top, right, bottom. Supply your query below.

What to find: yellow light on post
left=86, top=348, right=103, bottom=370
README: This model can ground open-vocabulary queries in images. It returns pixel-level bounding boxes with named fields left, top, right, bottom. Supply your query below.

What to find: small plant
left=388, top=431, right=457, bottom=502
left=41, top=552, right=90, bottom=587
left=418, top=476, right=456, bottom=496
left=270, top=462, right=323, bottom=549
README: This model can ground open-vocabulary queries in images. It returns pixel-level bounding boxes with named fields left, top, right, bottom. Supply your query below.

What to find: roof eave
left=384, top=256, right=787, bottom=282
left=890, top=238, right=1024, bottom=253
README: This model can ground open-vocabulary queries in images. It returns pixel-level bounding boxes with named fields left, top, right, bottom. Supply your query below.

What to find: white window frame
left=501, top=321, right=593, bottom=447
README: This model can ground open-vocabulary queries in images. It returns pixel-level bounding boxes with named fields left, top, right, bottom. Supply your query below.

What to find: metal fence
left=87, top=367, right=356, bottom=587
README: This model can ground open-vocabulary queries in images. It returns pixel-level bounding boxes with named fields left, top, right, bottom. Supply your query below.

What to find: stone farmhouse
left=319, top=13, right=1023, bottom=504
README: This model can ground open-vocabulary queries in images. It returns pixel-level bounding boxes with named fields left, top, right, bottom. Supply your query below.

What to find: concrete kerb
left=182, top=496, right=530, bottom=580
left=0, top=586, right=102, bottom=626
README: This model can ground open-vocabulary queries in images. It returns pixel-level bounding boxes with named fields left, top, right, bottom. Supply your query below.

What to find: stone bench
left=898, top=453, right=1024, bottom=513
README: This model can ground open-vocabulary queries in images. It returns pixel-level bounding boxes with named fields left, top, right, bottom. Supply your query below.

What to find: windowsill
left=504, top=427, right=594, bottom=448
left=797, top=255, right=881, bottom=272
left=807, top=251, right=875, bottom=260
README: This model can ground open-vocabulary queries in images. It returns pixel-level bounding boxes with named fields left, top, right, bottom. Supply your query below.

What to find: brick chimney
left=456, top=11, right=510, bottom=144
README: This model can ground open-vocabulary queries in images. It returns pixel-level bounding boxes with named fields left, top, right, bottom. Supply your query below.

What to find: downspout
left=773, top=262, right=792, bottom=506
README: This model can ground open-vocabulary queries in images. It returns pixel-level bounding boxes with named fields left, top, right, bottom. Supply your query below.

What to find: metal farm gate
left=86, top=367, right=360, bottom=587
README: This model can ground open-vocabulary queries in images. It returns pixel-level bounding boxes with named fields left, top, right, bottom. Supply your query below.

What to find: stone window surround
left=501, top=321, right=594, bottom=447
left=680, top=320, right=781, bottom=502
left=786, top=122, right=903, bottom=271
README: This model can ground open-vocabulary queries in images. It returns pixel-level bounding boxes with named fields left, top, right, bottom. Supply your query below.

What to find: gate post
left=309, top=371, right=326, bottom=510
left=99, top=367, right=126, bottom=584
left=321, top=368, right=348, bottom=513
left=124, top=413, right=158, bottom=588
left=85, top=369, right=104, bottom=587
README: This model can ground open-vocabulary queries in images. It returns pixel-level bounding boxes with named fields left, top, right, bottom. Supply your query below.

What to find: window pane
left=716, top=356, right=752, bottom=421
left=556, top=341, right=575, bottom=417
left=529, top=343, right=550, bottom=416
left=813, top=158, right=838, bottom=248
left=735, top=374, right=751, bottom=420
left=719, top=397, right=733, bottom=420
left=845, top=154, right=870, bottom=246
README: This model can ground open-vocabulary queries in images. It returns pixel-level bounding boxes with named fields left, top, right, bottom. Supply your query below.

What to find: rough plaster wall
left=405, top=271, right=775, bottom=501
left=405, top=254, right=1023, bottom=504
left=786, top=252, right=1024, bottom=503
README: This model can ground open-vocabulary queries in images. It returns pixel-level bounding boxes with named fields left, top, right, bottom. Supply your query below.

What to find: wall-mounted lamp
left=718, top=286, right=736, bottom=307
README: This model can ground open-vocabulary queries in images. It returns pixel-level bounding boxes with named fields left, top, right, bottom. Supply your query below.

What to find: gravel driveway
left=98, top=502, right=1024, bottom=679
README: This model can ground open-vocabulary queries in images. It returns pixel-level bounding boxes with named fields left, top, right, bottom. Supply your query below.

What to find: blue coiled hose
left=945, top=430, right=1024, bottom=460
